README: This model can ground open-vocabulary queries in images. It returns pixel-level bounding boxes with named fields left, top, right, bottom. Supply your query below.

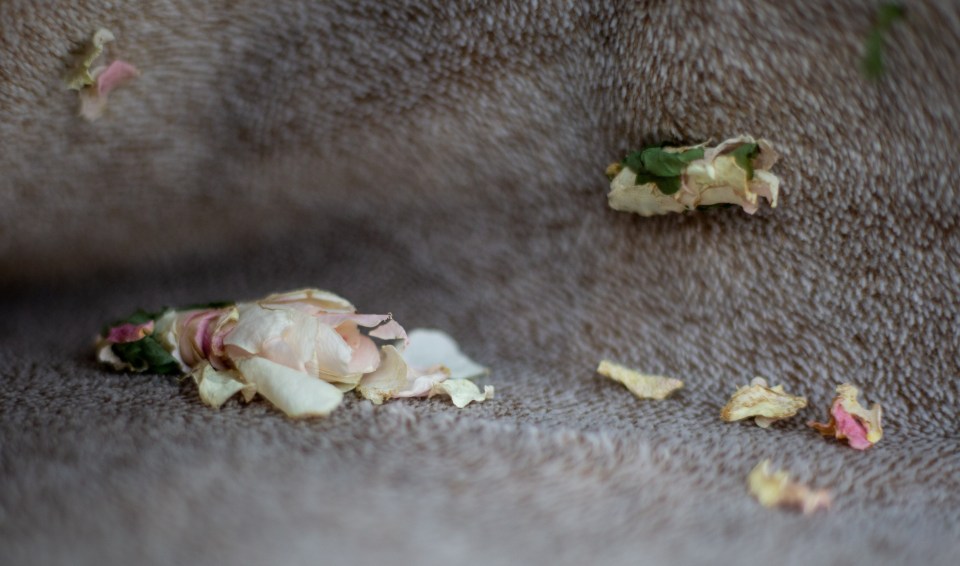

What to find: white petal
left=223, top=303, right=295, bottom=356
left=192, top=363, right=254, bottom=409
left=393, top=367, right=450, bottom=398
left=308, top=323, right=354, bottom=379
left=429, top=380, right=494, bottom=408
left=402, top=329, right=488, bottom=380
left=235, top=357, right=343, bottom=418
left=356, top=345, right=409, bottom=405
left=607, top=167, right=686, bottom=217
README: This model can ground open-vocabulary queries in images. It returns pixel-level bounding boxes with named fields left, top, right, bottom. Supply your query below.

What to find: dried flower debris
left=96, top=289, right=493, bottom=418
left=607, top=136, right=780, bottom=216
left=721, top=377, right=807, bottom=428
left=809, top=383, right=883, bottom=450
left=597, top=360, right=683, bottom=400
left=748, top=460, right=831, bottom=515
left=65, top=28, right=139, bottom=121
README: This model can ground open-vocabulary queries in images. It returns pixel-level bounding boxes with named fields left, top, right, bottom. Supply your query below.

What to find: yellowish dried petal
left=192, top=363, right=254, bottom=409
left=356, top=345, right=409, bottom=405
left=720, top=377, right=807, bottom=428
left=748, top=460, right=831, bottom=515
left=430, top=380, right=495, bottom=408
left=597, top=360, right=683, bottom=400
left=65, top=28, right=115, bottom=90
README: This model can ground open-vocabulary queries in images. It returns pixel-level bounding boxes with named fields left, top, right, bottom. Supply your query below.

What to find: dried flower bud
left=809, top=383, right=883, bottom=450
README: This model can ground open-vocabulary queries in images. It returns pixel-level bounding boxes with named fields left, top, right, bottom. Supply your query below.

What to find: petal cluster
left=97, top=289, right=492, bottom=418
left=608, top=136, right=780, bottom=216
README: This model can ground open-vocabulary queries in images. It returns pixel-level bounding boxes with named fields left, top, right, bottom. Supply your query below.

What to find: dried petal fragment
left=608, top=136, right=779, bottom=216
left=809, top=383, right=883, bottom=450
left=79, top=60, right=140, bottom=121
left=430, top=380, right=495, bottom=408
left=597, top=360, right=683, bottom=400
left=748, top=460, right=831, bottom=515
left=721, top=377, right=807, bottom=428
left=65, top=28, right=115, bottom=90
left=192, top=363, right=254, bottom=409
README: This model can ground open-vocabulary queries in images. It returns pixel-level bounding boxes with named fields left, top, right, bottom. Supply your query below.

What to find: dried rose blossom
left=96, top=289, right=492, bottom=418
left=597, top=360, right=683, bottom=400
left=809, top=383, right=883, bottom=450
left=721, top=377, right=807, bottom=428
left=748, top=460, right=831, bottom=515
left=65, top=29, right=139, bottom=121
left=607, top=136, right=780, bottom=216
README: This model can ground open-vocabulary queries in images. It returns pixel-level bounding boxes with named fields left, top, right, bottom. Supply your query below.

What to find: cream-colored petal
left=721, top=377, right=807, bottom=427
left=429, top=380, right=494, bottom=408
left=402, top=329, right=488, bottom=380
left=223, top=303, right=295, bottom=356
left=607, top=168, right=686, bottom=217
left=192, top=363, right=254, bottom=409
left=393, top=367, right=450, bottom=398
left=235, top=357, right=342, bottom=418
left=597, top=360, right=683, bottom=400
left=259, top=288, right=356, bottom=314
left=338, top=323, right=381, bottom=375
left=307, top=323, right=354, bottom=379
left=368, top=319, right=408, bottom=345
left=747, top=460, right=831, bottom=515
left=356, top=345, right=409, bottom=405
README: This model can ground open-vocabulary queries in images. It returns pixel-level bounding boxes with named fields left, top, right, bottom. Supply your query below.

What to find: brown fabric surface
left=1, top=1, right=959, bottom=564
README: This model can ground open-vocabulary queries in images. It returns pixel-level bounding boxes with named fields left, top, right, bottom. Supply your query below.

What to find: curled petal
left=259, top=288, right=355, bottom=314
left=356, top=345, right=409, bottom=405
left=429, top=380, right=494, bottom=408
left=105, top=321, right=154, bottom=344
left=79, top=60, right=140, bottom=121
left=597, top=360, right=683, bottom=400
left=809, top=383, right=883, bottom=450
left=235, top=357, right=343, bottom=418
left=192, top=363, right=254, bottom=409
left=721, top=377, right=807, bottom=428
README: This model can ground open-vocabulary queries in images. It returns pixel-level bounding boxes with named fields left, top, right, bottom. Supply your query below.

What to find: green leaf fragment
left=111, top=336, right=181, bottom=375
left=640, top=147, right=704, bottom=177
left=729, top=143, right=760, bottom=180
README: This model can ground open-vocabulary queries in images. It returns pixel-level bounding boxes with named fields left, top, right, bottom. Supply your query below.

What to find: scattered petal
left=721, top=377, right=807, bottom=428
left=809, top=383, right=883, bottom=450
left=430, top=380, right=495, bottom=408
left=402, top=328, right=488, bottom=380
left=597, top=360, right=683, bottom=400
left=79, top=60, right=140, bottom=121
left=748, top=460, right=831, bottom=515
left=608, top=136, right=780, bottom=216
left=235, top=356, right=343, bottom=418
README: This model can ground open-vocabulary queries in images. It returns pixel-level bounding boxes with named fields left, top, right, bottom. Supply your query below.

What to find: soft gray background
left=1, top=1, right=958, bottom=564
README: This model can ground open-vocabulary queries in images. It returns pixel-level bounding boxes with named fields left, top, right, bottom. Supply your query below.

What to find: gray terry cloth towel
left=1, top=1, right=958, bottom=564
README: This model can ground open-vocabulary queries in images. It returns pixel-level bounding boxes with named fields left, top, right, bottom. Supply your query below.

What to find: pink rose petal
left=106, top=320, right=154, bottom=343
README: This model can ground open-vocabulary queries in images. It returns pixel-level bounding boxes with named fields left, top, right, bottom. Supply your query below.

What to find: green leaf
left=641, top=147, right=704, bottom=177
left=653, top=176, right=681, bottom=196
left=623, top=151, right=645, bottom=173
left=729, top=143, right=760, bottom=180
left=111, top=336, right=181, bottom=375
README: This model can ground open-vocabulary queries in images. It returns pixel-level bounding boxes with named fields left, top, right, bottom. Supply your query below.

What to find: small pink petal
left=832, top=403, right=872, bottom=450
left=368, top=319, right=408, bottom=346
left=106, top=321, right=154, bottom=343
left=95, top=60, right=140, bottom=96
